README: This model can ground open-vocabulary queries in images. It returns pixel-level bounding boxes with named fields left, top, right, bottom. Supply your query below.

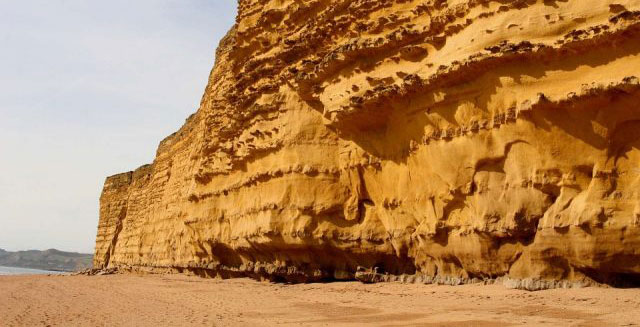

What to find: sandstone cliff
left=95, top=0, right=640, bottom=289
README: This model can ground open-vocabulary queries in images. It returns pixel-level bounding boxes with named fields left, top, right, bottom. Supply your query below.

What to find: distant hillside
left=0, top=248, right=92, bottom=272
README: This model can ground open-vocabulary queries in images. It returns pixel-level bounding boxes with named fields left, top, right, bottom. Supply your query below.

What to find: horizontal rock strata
left=95, top=0, right=640, bottom=289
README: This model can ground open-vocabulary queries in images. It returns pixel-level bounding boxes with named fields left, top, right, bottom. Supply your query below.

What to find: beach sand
left=0, top=274, right=639, bottom=326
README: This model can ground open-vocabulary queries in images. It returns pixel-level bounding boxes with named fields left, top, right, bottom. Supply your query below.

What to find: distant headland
left=0, top=248, right=92, bottom=272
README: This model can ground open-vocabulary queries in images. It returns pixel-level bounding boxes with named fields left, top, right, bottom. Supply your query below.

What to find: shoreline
left=0, top=265, right=68, bottom=276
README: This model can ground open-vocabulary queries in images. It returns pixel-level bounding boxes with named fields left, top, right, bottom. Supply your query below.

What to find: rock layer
left=95, top=0, right=640, bottom=287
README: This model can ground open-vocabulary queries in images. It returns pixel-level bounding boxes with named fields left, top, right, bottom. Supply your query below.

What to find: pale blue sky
left=0, top=1, right=237, bottom=253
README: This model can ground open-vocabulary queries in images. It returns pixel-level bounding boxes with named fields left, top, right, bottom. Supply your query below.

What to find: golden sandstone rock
left=95, top=0, right=640, bottom=289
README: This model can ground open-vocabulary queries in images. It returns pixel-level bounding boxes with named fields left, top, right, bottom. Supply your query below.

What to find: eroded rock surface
left=95, top=0, right=640, bottom=288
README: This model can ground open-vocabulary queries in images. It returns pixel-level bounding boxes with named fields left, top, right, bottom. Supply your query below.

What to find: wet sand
left=0, top=274, right=638, bottom=326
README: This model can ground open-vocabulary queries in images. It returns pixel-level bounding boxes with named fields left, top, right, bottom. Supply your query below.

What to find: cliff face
left=95, top=0, right=640, bottom=288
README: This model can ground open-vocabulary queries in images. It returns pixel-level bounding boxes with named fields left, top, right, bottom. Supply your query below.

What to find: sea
left=0, top=266, right=66, bottom=276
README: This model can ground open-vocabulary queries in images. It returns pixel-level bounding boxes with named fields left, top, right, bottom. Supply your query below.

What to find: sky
left=0, top=1, right=237, bottom=253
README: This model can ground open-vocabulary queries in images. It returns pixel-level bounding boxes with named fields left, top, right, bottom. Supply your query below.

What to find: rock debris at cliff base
left=95, top=0, right=640, bottom=289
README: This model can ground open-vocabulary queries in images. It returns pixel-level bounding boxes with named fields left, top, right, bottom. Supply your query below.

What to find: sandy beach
left=0, top=274, right=639, bottom=327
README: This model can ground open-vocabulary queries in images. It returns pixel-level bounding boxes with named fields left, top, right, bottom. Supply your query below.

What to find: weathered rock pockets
left=95, top=0, right=640, bottom=289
